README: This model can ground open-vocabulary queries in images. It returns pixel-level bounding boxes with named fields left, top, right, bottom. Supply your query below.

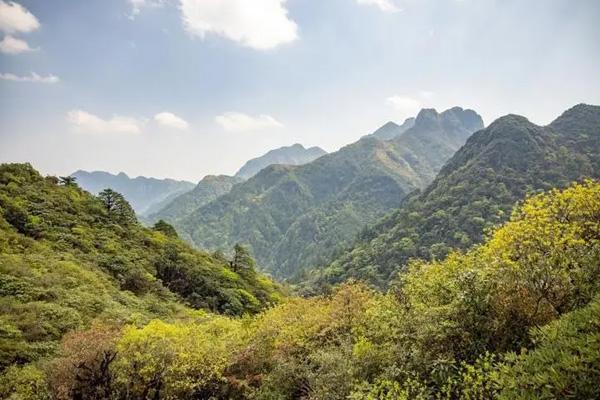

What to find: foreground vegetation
left=0, top=164, right=282, bottom=376
left=1, top=169, right=598, bottom=398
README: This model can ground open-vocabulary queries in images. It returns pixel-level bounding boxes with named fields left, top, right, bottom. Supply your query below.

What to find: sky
left=0, top=0, right=599, bottom=182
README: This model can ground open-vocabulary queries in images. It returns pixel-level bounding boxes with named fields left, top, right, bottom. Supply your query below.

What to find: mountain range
left=71, top=170, right=195, bottom=215
left=317, top=103, right=600, bottom=288
left=146, top=175, right=242, bottom=225
left=74, top=144, right=328, bottom=220
left=174, top=107, right=483, bottom=277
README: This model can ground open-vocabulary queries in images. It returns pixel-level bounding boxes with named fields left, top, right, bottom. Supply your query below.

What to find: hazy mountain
left=320, top=104, right=600, bottom=288
left=71, top=170, right=195, bottom=215
left=147, top=175, right=242, bottom=225
left=235, top=143, right=327, bottom=180
left=177, top=107, right=483, bottom=277
left=363, top=117, right=415, bottom=140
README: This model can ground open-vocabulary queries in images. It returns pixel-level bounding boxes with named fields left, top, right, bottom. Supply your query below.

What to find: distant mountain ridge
left=363, top=117, right=415, bottom=140
left=71, top=170, right=195, bottom=215
left=146, top=175, right=242, bottom=226
left=177, top=107, right=483, bottom=277
left=235, top=143, right=327, bottom=180
left=319, top=103, right=600, bottom=288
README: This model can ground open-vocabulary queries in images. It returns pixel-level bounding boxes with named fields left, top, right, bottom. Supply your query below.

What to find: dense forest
left=0, top=164, right=282, bottom=377
left=313, top=104, right=600, bottom=289
left=175, top=107, right=483, bottom=278
left=1, top=169, right=598, bottom=399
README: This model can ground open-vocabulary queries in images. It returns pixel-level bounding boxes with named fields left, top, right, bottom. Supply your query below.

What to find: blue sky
left=1, top=0, right=599, bottom=182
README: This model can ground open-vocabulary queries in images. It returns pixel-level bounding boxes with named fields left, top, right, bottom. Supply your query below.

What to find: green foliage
left=176, top=108, right=482, bottom=278
left=0, top=364, right=50, bottom=400
left=0, top=163, right=282, bottom=372
left=1, top=168, right=599, bottom=399
left=98, top=188, right=137, bottom=225
left=152, top=219, right=179, bottom=238
left=497, top=296, right=600, bottom=399
left=323, top=104, right=600, bottom=289
left=146, top=174, right=241, bottom=225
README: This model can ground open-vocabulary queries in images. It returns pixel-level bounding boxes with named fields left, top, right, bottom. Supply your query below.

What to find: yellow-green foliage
left=115, top=317, right=246, bottom=399
left=0, top=163, right=282, bottom=372
left=1, top=169, right=599, bottom=399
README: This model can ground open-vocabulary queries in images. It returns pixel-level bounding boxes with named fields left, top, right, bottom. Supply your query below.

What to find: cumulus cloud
left=66, top=110, right=143, bottom=135
left=0, top=1, right=40, bottom=33
left=0, top=34, right=34, bottom=53
left=179, top=0, right=298, bottom=50
left=386, top=95, right=421, bottom=116
left=154, top=112, right=189, bottom=130
left=356, top=0, right=401, bottom=12
left=215, top=112, right=284, bottom=132
left=0, top=72, right=58, bottom=83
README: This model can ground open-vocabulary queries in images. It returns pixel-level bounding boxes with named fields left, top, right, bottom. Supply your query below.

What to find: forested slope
left=146, top=174, right=242, bottom=226
left=3, top=180, right=598, bottom=399
left=320, top=104, right=600, bottom=288
left=180, top=107, right=483, bottom=277
left=0, top=163, right=282, bottom=372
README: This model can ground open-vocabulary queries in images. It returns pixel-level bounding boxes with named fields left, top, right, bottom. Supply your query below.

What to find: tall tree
left=59, top=176, right=77, bottom=187
left=98, top=188, right=136, bottom=225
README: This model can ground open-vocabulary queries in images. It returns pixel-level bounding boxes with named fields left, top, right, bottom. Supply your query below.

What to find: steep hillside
left=235, top=143, right=327, bottom=180
left=4, top=181, right=598, bottom=399
left=146, top=175, right=242, bottom=225
left=321, top=104, right=600, bottom=288
left=180, top=107, right=483, bottom=277
left=71, top=170, right=195, bottom=215
left=0, top=164, right=282, bottom=370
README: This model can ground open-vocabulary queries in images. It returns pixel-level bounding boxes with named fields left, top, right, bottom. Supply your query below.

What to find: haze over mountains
left=74, top=143, right=328, bottom=220
left=173, top=107, right=483, bottom=277
left=146, top=175, right=242, bottom=225
left=71, top=170, right=195, bottom=215
left=363, top=117, right=415, bottom=140
left=235, top=143, right=327, bottom=180
left=68, top=103, right=600, bottom=287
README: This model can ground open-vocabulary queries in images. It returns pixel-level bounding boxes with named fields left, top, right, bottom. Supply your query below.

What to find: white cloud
left=0, top=1, right=40, bottom=34
left=215, top=112, right=284, bottom=132
left=66, top=110, right=143, bottom=135
left=386, top=95, right=421, bottom=116
left=356, top=0, right=401, bottom=12
left=179, top=0, right=298, bottom=50
left=154, top=112, right=189, bottom=130
left=0, top=34, right=34, bottom=53
left=0, top=71, right=58, bottom=83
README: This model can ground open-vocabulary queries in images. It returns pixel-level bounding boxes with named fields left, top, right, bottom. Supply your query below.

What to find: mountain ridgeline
left=235, top=143, right=327, bottom=180
left=176, top=107, right=483, bottom=278
left=363, top=117, right=415, bottom=140
left=319, top=103, right=600, bottom=288
left=71, top=170, right=195, bottom=215
left=146, top=175, right=242, bottom=225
